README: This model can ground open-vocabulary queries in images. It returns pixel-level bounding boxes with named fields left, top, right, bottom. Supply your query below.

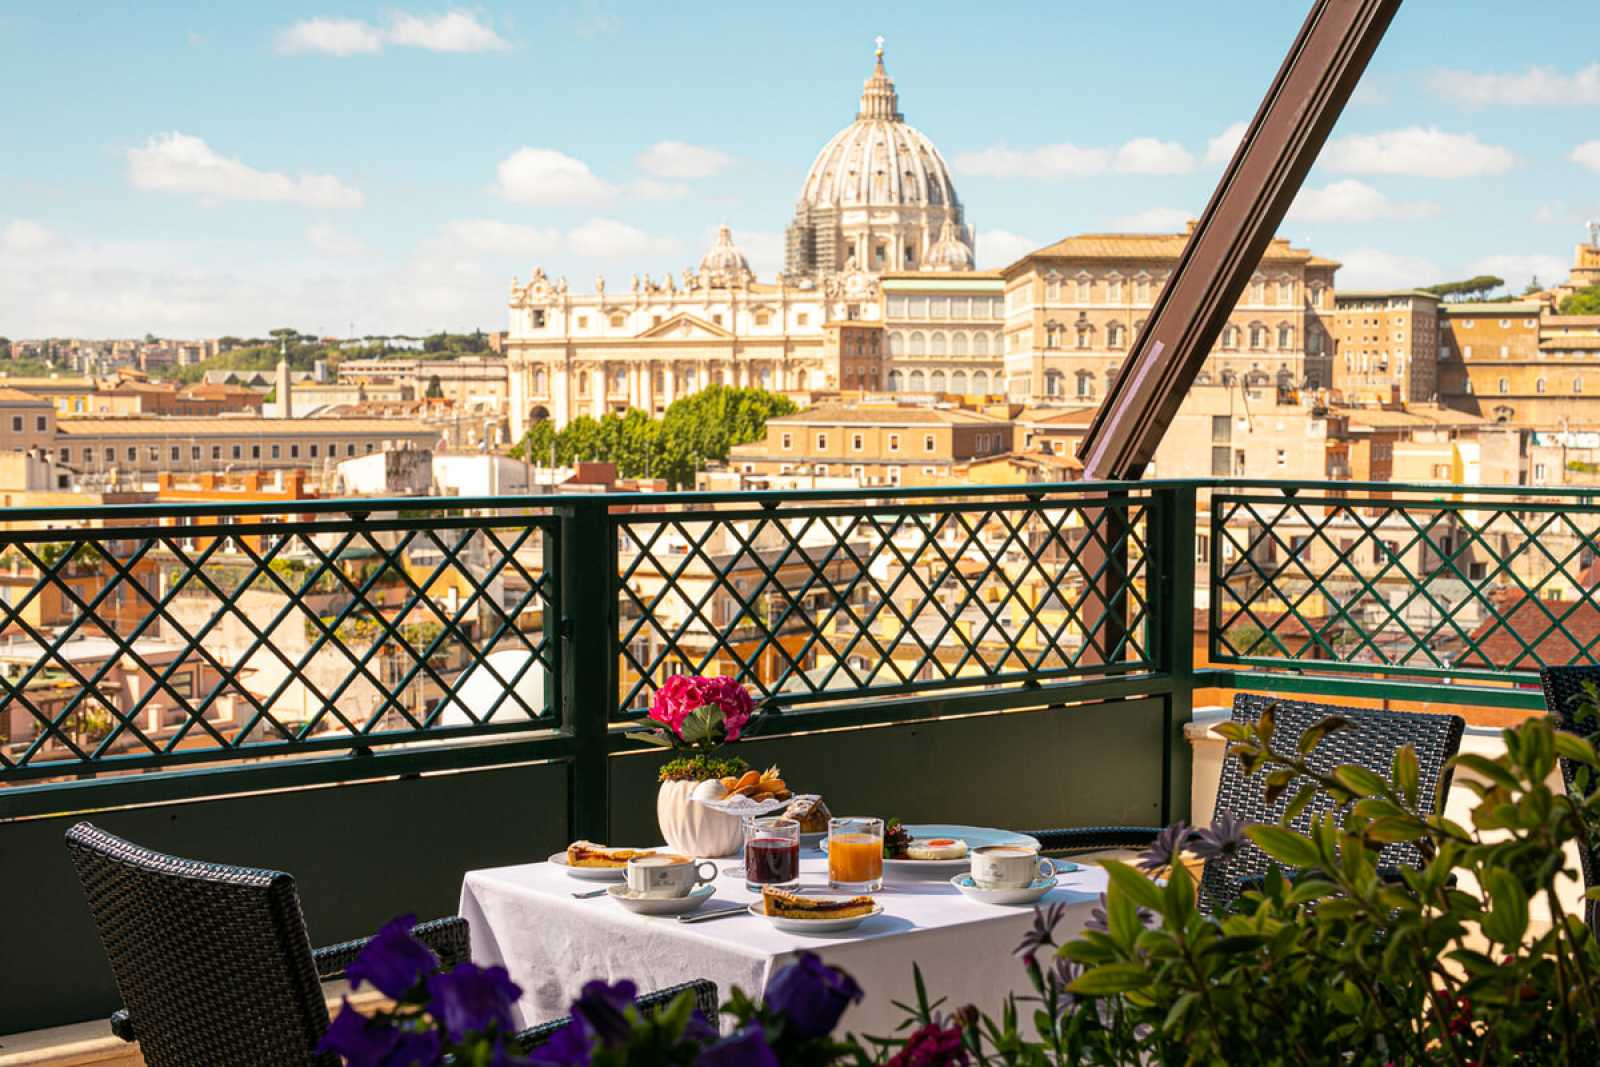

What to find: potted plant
left=643, top=674, right=760, bottom=857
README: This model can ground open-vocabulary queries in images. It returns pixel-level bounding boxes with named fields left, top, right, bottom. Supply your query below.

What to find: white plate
left=548, top=851, right=647, bottom=881
left=748, top=899, right=884, bottom=933
left=606, top=883, right=716, bottom=916
left=949, top=873, right=1060, bottom=906
left=820, top=825, right=1043, bottom=881
left=799, top=830, right=827, bottom=849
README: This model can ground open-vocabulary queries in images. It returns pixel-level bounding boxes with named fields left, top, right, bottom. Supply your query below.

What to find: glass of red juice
left=743, top=816, right=800, bottom=891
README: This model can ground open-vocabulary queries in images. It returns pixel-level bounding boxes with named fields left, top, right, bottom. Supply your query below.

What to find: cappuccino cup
left=971, top=845, right=1056, bottom=890
left=624, top=854, right=717, bottom=898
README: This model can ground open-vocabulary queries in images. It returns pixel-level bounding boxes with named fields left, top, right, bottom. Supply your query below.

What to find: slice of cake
left=761, top=886, right=875, bottom=920
left=781, top=795, right=832, bottom=834
left=566, top=841, right=654, bottom=868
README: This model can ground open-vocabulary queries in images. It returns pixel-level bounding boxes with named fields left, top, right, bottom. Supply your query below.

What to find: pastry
left=905, top=837, right=968, bottom=861
left=782, top=795, right=832, bottom=834
left=566, top=841, right=654, bottom=868
left=761, top=886, right=876, bottom=920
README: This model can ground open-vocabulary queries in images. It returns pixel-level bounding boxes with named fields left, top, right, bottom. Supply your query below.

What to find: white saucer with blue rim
left=606, top=883, right=715, bottom=916
left=949, top=872, right=1060, bottom=906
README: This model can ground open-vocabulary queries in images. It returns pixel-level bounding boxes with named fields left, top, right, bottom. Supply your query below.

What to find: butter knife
left=678, top=905, right=749, bottom=924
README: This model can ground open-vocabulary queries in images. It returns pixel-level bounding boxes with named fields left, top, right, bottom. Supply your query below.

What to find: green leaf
left=1553, top=731, right=1599, bottom=767
left=1163, top=991, right=1200, bottom=1032
left=1451, top=753, right=1521, bottom=793
left=1066, top=962, right=1151, bottom=995
left=1102, top=860, right=1166, bottom=913
left=1283, top=784, right=1318, bottom=823
left=1481, top=867, right=1529, bottom=946
left=1297, top=715, right=1352, bottom=755
left=1332, top=764, right=1388, bottom=798
left=1263, top=768, right=1294, bottom=804
left=1165, top=855, right=1195, bottom=927
left=676, top=705, right=726, bottom=745
left=1247, top=825, right=1322, bottom=870
left=1392, top=745, right=1420, bottom=808
left=1258, top=704, right=1278, bottom=747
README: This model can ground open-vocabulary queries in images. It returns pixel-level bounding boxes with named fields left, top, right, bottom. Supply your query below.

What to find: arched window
left=909, top=331, right=927, bottom=357
left=1536, top=377, right=1547, bottom=394
left=1107, top=322, right=1124, bottom=349
left=1277, top=324, right=1294, bottom=349
left=1498, top=377, right=1510, bottom=394
left=888, top=369, right=904, bottom=390
left=533, top=367, right=547, bottom=393
left=1222, top=325, right=1240, bottom=349
left=930, top=332, right=948, bottom=357
left=951, top=332, right=969, bottom=357
left=577, top=370, right=589, bottom=395
left=951, top=370, right=968, bottom=394
left=613, top=369, right=626, bottom=392
left=1249, top=323, right=1267, bottom=349
left=973, top=332, right=990, bottom=357
left=1045, top=371, right=1064, bottom=397
left=909, top=370, right=927, bottom=391
left=973, top=370, right=989, bottom=393
left=681, top=368, right=696, bottom=390
left=889, top=331, right=905, bottom=356
left=930, top=370, right=947, bottom=392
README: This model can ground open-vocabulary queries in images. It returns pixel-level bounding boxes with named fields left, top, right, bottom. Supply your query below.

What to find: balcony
left=0, top=478, right=1589, bottom=1044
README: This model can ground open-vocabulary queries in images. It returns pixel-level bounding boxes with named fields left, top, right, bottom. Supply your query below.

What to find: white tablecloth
left=459, top=849, right=1108, bottom=1039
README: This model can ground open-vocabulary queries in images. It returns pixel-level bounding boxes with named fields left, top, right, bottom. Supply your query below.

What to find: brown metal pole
left=1078, top=0, right=1402, bottom=480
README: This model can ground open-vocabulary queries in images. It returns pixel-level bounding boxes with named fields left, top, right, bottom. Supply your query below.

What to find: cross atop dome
left=858, top=35, right=900, bottom=121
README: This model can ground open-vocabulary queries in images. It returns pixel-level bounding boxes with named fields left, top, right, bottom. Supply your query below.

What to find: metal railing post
left=555, top=497, right=615, bottom=843
left=1159, top=483, right=1198, bottom=825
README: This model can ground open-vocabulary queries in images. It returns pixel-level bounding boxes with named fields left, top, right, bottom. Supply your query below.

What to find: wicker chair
left=1537, top=666, right=1600, bottom=934
left=513, top=978, right=720, bottom=1051
left=1024, top=693, right=1465, bottom=912
left=64, top=821, right=470, bottom=1067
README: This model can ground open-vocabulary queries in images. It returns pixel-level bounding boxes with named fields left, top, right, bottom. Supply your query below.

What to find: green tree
left=1560, top=285, right=1600, bottom=315
left=425, top=374, right=444, bottom=399
left=1421, top=274, right=1506, bottom=301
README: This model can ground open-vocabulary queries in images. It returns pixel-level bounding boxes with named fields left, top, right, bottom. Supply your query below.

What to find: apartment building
left=880, top=272, right=1005, bottom=395
left=1328, top=289, right=1440, bottom=404
left=0, top=388, right=56, bottom=452
left=1436, top=303, right=1546, bottom=424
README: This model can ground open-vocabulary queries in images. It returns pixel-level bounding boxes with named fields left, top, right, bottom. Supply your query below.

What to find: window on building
left=9, top=416, right=19, bottom=432
left=923, top=434, right=935, bottom=452
left=1498, top=377, right=1509, bottom=394
left=189, top=446, right=199, bottom=460
left=1536, top=378, right=1547, bottom=394
left=231, top=444, right=241, bottom=460
left=1210, top=446, right=1230, bottom=476
left=888, top=433, right=900, bottom=451
left=104, top=447, right=115, bottom=462
left=1211, top=415, right=1231, bottom=443
left=755, top=311, right=771, bottom=327
left=1136, top=275, right=1152, bottom=302
left=1107, top=322, right=1124, bottom=348
left=210, top=445, right=221, bottom=460
left=268, top=444, right=279, bottom=459
left=909, top=370, right=926, bottom=391
left=1044, top=322, right=1061, bottom=349
left=909, top=331, right=927, bottom=357
left=1249, top=324, right=1266, bottom=349
left=1222, top=325, right=1239, bottom=349
left=1045, top=275, right=1061, bottom=301
left=781, top=433, right=793, bottom=450
left=851, top=433, right=863, bottom=451
left=58, top=447, right=69, bottom=462
left=125, top=446, right=136, bottom=462
left=290, top=444, right=300, bottom=458
left=1075, top=371, right=1092, bottom=398
left=169, top=445, right=179, bottom=461
left=815, top=432, right=827, bottom=450
left=365, top=442, right=375, bottom=453
left=577, top=316, right=588, bottom=329
left=346, top=443, right=356, bottom=456
left=530, top=309, right=546, bottom=328
left=35, top=415, right=46, bottom=432
left=1535, top=462, right=1548, bottom=481
left=1276, top=449, right=1288, bottom=467
left=1277, top=324, right=1294, bottom=349
left=1045, top=371, right=1063, bottom=397
left=930, top=332, right=948, bottom=357
left=1075, top=276, right=1091, bottom=301
left=1576, top=377, right=1584, bottom=394
left=1107, top=277, right=1122, bottom=302
left=1076, top=325, right=1091, bottom=349
left=796, top=313, right=809, bottom=326
left=609, top=313, right=624, bottom=328
left=82, top=447, right=92, bottom=464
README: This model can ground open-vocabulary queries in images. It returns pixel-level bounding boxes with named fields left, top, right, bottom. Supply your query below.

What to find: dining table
left=458, top=840, right=1110, bottom=1039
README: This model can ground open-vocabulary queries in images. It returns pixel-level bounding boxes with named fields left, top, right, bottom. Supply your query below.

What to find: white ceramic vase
left=656, top=779, right=744, bottom=858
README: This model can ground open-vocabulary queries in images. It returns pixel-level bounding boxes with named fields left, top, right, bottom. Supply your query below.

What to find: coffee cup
left=624, top=854, right=717, bottom=898
left=970, top=845, right=1055, bottom=890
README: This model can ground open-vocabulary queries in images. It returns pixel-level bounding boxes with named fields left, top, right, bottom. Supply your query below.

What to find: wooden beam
left=1077, top=0, right=1402, bottom=480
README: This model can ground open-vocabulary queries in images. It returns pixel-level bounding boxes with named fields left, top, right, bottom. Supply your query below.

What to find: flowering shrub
left=647, top=674, right=756, bottom=747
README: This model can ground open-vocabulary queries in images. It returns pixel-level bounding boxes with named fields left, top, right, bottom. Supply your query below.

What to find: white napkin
left=692, top=792, right=820, bottom=819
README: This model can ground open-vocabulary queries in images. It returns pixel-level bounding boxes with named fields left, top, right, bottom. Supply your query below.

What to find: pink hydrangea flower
left=648, top=674, right=755, bottom=742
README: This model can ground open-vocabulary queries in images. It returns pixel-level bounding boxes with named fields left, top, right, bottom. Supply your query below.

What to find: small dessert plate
left=748, top=900, right=883, bottom=933
left=799, top=830, right=827, bottom=849
left=606, top=883, right=715, bottom=916
left=548, top=852, right=629, bottom=881
left=949, top=873, right=1059, bottom=906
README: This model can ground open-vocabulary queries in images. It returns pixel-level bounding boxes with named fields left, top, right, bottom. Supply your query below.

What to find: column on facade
left=774, top=362, right=788, bottom=391
left=592, top=364, right=607, bottom=419
left=662, top=362, right=676, bottom=406
left=553, top=364, right=570, bottom=426
left=641, top=361, right=655, bottom=412
left=508, top=356, right=529, bottom=441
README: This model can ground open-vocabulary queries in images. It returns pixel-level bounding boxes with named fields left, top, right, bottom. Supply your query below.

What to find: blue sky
left=1, top=1, right=1596, bottom=338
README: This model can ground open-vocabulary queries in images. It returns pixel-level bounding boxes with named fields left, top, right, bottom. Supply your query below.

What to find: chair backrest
left=515, top=978, right=721, bottom=1052
left=1201, top=694, right=1465, bottom=911
left=65, top=822, right=333, bottom=1067
left=1538, top=666, right=1600, bottom=932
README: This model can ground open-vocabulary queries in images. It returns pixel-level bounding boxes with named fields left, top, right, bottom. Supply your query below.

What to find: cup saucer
left=606, top=883, right=715, bottom=916
left=949, top=873, right=1057, bottom=906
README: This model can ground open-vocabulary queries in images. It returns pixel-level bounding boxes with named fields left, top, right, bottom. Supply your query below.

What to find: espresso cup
left=624, top=854, right=717, bottom=898
left=971, top=845, right=1055, bottom=890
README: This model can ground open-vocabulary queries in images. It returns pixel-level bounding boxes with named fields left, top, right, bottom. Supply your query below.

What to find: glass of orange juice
left=827, top=816, right=884, bottom=892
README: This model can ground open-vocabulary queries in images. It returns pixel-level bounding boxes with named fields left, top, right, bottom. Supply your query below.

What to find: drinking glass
left=743, top=816, right=801, bottom=891
left=827, top=816, right=884, bottom=892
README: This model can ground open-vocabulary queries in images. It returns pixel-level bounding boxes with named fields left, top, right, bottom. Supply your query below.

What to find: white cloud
left=1571, top=141, right=1600, bottom=173
left=436, top=219, right=562, bottom=256
left=495, top=148, right=615, bottom=204
left=1472, top=253, right=1568, bottom=292
left=1287, top=180, right=1440, bottom=223
left=1428, top=63, right=1600, bottom=107
left=275, top=11, right=507, bottom=56
left=637, top=141, right=732, bottom=180
left=2, top=219, right=57, bottom=253
left=567, top=218, right=678, bottom=259
left=275, top=17, right=384, bottom=56
left=1321, top=127, right=1514, bottom=179
left=631, top=179, right=690, bottom=202
left=1114, top=138, right=1194, bottom=174
left=127, top=132, right=364, bottom=207
left=976, top=229, right=1039, bottom=269
left=1534, top=201, right=1579, bottom=225
left=1333, top=248, right=1440, bottom=290
left=386, top=11, right=508, bottom=52
left=1205, top=120, right=1247, bottom=165
left=1112, top=207, right=1192, bottom=232
left=307, top=224, right=368, bottom=258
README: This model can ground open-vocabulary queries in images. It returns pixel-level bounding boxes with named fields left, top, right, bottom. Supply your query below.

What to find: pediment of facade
left=636, top=313, right=737, bottom=340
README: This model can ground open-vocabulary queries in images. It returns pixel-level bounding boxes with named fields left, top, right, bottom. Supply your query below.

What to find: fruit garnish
left=883, top=818, right=912, bottom=859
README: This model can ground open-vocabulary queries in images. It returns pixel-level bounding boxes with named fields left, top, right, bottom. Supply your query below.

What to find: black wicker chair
left=65, top=821, right=470, bottom=1067
left=513, top=978, right=720, bottom=1052
left=1024, top=693, right=1466, bottom=912
left=1538, top=666, right=1600, bottom=934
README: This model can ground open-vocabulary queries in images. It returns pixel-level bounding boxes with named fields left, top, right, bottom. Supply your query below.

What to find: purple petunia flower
left=387, top=1029, right=445, bottom=1066
left=525, top=1018, right=593, bottom=1067
left=570, top=978, right=638, bottom=1047
left=683, top=1008, right=720, bottom=1046
left=317, top=998, right=407, bottom=1066
left=345, top=914, right=439, bottom=999
left=1136, top=822, right=1192, bottom=874
left=425, top=963, right=522, bottom=1042
left=1187, top=812, right=1250, bottom=862
left=885, top=1020, right=968, bottom=1066
left=764, top=952, right=863, bottom=1040
left=694, top=1022, right=780, bottom=1067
